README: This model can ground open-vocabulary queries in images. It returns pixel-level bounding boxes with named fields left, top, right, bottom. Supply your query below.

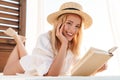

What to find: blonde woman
left=3, top=2, right=106, bottom=76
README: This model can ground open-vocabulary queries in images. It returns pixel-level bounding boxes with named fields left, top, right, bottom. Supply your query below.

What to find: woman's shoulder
left=38, top=31, right=51, bottom=39
left=33, top=31, right=54, bottom=58
left=37, top=31, right=51, bottom=43
left=36, top=31, right=52, bottom=48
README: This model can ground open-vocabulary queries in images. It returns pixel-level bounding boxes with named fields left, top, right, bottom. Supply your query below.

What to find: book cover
left=71, top=47, right=117, bottom=76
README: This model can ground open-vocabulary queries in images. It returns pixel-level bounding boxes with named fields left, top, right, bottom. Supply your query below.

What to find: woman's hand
left=47, top=23, right=69, bottom=76
left=91, top=64, right=107, bottom=76
left=97, top=64, right=107, bottom=72
left=56, top=23, right=68, bottom=44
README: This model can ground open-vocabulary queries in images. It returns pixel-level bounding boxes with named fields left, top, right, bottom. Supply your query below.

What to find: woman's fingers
left=56, top=22, right=68, bottom=44
left=59, top=24, right=64, bottom=34
left=56, top=23, right=62, bottom=36
left=97, top=64, right=107, bottom=72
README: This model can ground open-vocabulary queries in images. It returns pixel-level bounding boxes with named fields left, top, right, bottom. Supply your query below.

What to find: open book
left=71, top=47, right=118, bottom=76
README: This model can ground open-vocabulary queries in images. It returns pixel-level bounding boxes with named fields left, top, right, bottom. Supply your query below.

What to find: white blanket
left=0, top=75, right=120, bottom=80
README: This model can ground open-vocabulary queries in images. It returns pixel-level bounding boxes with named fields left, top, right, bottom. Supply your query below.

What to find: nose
left=68, top=26, right=76, bottom=33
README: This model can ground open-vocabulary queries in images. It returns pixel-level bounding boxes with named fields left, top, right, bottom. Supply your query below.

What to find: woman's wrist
left=61, top=42, right=68, bottom=49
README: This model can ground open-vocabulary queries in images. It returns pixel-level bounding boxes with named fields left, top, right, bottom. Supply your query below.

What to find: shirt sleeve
left=20, top=32, right=54, bottom=76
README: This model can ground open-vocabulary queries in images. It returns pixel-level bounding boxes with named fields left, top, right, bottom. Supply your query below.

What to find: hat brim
left=47, top=10, right=92, bottom=29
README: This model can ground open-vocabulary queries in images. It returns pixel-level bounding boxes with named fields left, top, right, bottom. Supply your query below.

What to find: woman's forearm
left=46, top=43, right=67, bottom=76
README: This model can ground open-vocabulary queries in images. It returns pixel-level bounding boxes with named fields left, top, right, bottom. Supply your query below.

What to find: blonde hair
left=50, top=14, right=83, bottom=56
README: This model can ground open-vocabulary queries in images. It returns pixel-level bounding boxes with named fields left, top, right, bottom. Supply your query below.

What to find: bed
left=0, top=74, right=120, bottom=80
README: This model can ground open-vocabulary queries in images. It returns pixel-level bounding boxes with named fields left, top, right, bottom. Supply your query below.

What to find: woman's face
left=62, top=14, right=82, bottom=41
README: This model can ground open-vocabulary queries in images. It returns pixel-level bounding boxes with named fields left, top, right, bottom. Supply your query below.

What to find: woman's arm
left=46, top=43, right=67, bottom=76
left=46, top=23, right=68, bottom=76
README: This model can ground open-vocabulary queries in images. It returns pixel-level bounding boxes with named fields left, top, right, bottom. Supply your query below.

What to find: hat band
left=62, top=8, right=80, bottom=11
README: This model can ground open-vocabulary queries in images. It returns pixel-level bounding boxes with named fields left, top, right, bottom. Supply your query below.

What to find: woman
left=3, top=2, right=106, bottom=76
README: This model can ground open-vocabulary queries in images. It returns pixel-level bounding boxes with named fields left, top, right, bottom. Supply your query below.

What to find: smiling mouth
left=66, top=32, right=73, bottom=37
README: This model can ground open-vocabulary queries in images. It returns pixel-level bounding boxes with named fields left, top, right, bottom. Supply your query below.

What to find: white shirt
left=20, top=32, right=79, bottom=76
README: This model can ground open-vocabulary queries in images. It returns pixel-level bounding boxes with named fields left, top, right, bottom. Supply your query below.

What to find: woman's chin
left=67, top=38, right=73, bottom=41
left=65, top=36, right=73, bottom=41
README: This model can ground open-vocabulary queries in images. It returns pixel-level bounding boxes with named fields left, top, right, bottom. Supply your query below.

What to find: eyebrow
left=66, top=20, right=80, bottom=25
left=66, top=20, right=73, bottom=23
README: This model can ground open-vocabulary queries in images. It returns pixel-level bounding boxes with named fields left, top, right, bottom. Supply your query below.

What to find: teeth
left=67, top=32, right=73, bottom=36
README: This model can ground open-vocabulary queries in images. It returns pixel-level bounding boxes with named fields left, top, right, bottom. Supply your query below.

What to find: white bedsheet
left=0, top=75, right=120, bottom=80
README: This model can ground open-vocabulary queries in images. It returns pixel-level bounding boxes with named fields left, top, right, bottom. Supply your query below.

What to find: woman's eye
left=66, top=22, right=72, bottom=25
left=76, top=26, right=80, bottom=28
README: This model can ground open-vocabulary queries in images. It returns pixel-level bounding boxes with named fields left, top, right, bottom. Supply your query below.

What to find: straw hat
left=47, top=2, right=92, bottom=29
